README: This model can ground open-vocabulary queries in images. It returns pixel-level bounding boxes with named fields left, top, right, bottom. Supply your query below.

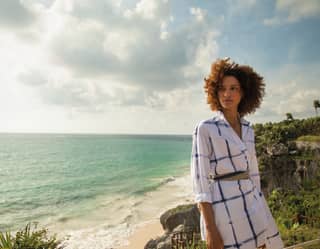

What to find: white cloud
left=0, top=0, right=36, bottom=28
left=190, top=7, right=206, bottom=22
left=255, top=63, right=320, bottom=122
left=123, top=0, right=169, bottom=21
left=183, top=31, right=220, bottom=80
left=0, top=0, right=219, bottom=134
left=135, top=0, right=159, bottom=20
left=277, top=0, right=320, bottom=22
left=159, top=20, right=169, bottom=40
left=227, top=0, right=257, bottom=15
left=34, top=0, right=221, bottom=94
left=103, top=30, right=140, bottom=61
left=264, top=0, right=320, bottom=26
left=3, top=0, right=318, bottom=134
left=264, top=87, right=320, bottom=120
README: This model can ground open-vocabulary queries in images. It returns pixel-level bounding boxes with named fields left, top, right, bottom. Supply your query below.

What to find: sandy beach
left=118, top=220, right=164, bottom=249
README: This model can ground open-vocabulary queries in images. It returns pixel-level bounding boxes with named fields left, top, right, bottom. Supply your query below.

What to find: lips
left=223, top=99, right=233, bottom=103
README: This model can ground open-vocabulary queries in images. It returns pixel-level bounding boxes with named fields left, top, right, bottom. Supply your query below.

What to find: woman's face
left=218, top=76, right=243, bottom=112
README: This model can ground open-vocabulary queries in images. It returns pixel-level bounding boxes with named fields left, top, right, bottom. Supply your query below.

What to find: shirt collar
left=214, top=110, right=249, bottom=125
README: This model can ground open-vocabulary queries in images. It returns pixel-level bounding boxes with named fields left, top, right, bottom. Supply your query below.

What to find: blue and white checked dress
left=191, top=111, right=284, bottom=249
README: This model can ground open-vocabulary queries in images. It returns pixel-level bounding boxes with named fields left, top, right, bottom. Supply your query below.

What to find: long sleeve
left=248, top=128, right=262, bottom=193
left=190, top=123, right=213, bottom=203
left=250, top=148, right=261, bottom=193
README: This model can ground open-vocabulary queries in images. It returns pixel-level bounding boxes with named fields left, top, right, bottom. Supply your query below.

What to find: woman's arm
left=199, top=202, right=224, bottom=249
left=199, top=202, right=219, bottom=234
left=190, top=123, right=223, bottom=249
left=248, top=128, right=262, bottom=193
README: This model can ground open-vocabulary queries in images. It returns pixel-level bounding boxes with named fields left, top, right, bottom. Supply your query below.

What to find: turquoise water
left=0, top=133, right=192, bottom=238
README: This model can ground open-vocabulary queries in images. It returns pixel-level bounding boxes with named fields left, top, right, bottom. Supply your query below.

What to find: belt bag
left=211, top=170, right=249, bottom=181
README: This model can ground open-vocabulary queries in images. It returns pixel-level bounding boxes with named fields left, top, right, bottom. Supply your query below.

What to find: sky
left=0, top=0, right=320, bottom=135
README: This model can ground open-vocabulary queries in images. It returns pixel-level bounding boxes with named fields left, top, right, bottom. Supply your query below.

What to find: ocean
left=0, top=133, right=194, bottom=248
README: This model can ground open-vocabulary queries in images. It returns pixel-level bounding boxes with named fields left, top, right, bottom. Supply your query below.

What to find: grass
left=296, top=135, right=320, bottom=142
left=0, top=222, right=64, bottom=249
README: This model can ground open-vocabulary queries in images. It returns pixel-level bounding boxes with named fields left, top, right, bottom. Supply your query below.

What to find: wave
left=57, top=216, right=70, bottom=223
left=46, top=174, right=193, bottom=249
left=132, top=176, right=176, bottom=195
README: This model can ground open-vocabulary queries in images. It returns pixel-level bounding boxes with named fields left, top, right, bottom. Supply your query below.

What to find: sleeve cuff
left=194, top=192, right=213, bottom=203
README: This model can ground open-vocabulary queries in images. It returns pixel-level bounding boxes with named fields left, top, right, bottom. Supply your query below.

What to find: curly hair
left=204, top=57, right=265, bottom=116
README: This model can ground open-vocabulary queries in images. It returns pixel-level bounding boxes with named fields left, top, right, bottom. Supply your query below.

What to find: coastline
left=50, top=173, right=194, bottom=249
left=116, top=173, right=193, bottom=249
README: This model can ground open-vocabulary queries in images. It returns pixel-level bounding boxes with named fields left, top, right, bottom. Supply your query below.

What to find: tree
left=313, top=100, right=320, bottom=116
left=286, top=113, right=294, bottom=121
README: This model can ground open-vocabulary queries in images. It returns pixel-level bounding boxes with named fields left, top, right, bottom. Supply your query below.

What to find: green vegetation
left=0, top=222, right=64, bottom=249
left=268, top=183, right=320, bottom=246
left=254, top=115, right=320, bottom=247
left=253, top=116, right=320, bottom=154
left=297, top=135, right=320, bottom=142
left=172, top=238, right=206, bottom=249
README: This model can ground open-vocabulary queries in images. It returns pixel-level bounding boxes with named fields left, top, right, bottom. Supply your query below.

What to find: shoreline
left=117, top=219, right=164, bottom=249
left=116, top=173, right=193, bottom=249
left=51, top=173, right=193, bottom=249
left=2, top=173, right=193, bottom=249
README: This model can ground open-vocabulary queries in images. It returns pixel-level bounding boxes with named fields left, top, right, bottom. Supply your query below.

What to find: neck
left=222, top=109, right=240, bottom=125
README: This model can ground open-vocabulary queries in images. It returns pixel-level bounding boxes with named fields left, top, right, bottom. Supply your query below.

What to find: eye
left=217, top=85, right=224, bottom=91
left=231, top=86, right=240, bottom=91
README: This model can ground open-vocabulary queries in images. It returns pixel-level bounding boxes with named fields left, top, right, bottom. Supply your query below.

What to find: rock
left=266, top=143, right=288, bottom=156
left=156, top=236, right=171, bottom=249
left=145, top=234, right=170, bottom=249
left=295, top=141, right=320, bottom=150
left=288, top=141, right=297, bottom=151
left=144, top=239, right=158, bottom=249
left=145, top=204, right=201, bottom=249
left=172, top=224, right=185, bottom=233
left=258, top=140, right=320, bottom=197
left=160, top=204, right=200, bottom=233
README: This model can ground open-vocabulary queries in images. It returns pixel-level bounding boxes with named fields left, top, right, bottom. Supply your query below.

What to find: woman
left=191, top=58, right=283, bottom=249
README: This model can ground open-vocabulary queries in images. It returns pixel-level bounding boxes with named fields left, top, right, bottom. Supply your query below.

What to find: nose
left=223, top=89, right=231, bottom=97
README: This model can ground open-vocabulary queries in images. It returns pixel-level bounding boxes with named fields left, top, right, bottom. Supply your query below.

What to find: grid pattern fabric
left=191, top=111, right=284, bottom=249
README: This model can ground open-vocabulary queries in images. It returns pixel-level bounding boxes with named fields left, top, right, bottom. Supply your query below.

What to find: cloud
left=17, top=64, right=208, bottom=115
left=264, top=87, right=320, bottom=120
left=17, top=67, right=148, bottom=112
left=127, top=0, right=166, bottom=20
left=18, top=69, right=48, bottom=86
left=257, top=62, right=320, bottom=120
left=190, top=7, right=207, bottom=22
left=227, top=0, right=257, bottom=15
left=0, top=0, right=36, bottom=29
left=1, top=1, right=319, bottom=134
left=264, top=0, right=320, bottom=26
left=182, top=31, right=219, bottom=80
left=2, top=0, right=223, bottom=121
left=43, top=0, right=220, bottom=93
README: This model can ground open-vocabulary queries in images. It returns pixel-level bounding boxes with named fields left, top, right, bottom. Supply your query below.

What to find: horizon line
left=0, top=131, right=192, bottom=136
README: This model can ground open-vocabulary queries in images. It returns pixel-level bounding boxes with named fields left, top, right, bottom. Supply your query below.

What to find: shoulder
left=241, top=117, right=256, bottom=139
left=193, top=115, right=222, bottom=137
left=241, top=117, right=254, bottom=130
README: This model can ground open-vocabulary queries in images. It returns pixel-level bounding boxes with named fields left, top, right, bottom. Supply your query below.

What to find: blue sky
left=0, top=0, right=319, bottom=134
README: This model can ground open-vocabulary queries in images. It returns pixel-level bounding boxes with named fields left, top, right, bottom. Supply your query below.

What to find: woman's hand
left=206, top=229, right=224, bottom=249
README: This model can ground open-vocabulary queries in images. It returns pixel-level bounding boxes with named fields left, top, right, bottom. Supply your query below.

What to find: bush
left=268, top=187, right=320, bottom=246
left=0, top=222, right=64, bottom=249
